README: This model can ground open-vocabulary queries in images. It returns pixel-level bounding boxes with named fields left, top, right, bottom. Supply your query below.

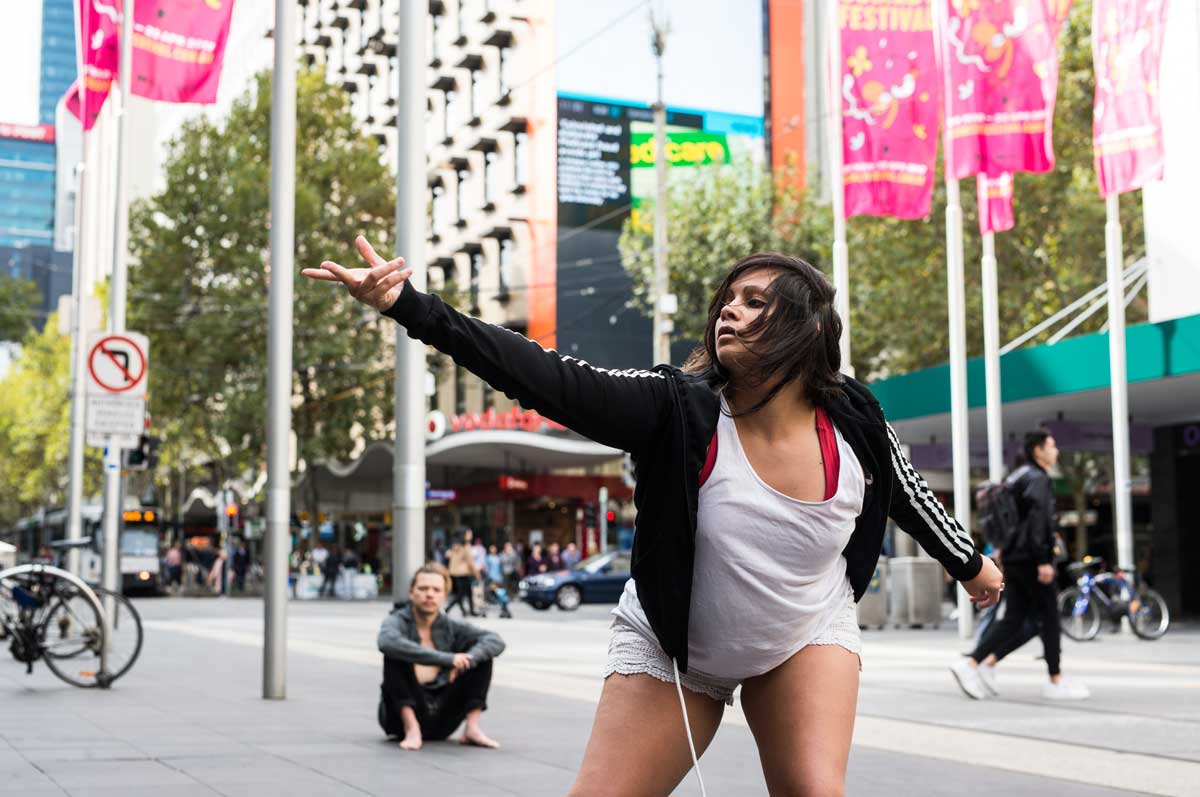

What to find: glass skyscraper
left=39, top=0, right=77, bottom=125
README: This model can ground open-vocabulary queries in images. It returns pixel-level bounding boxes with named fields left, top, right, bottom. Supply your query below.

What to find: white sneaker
left=1042, top=680, right=1091, bottom=700
left=978, top=664, right=999, bottom=697
left=950, top=659, right=989, bottom=700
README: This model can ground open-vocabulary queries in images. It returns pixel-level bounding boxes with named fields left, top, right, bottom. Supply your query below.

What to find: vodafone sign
left=426, top=407, right=567, bottom=441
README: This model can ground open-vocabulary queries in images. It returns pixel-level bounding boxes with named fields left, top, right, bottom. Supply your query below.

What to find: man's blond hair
left=409, top=561, right=451, bottom=594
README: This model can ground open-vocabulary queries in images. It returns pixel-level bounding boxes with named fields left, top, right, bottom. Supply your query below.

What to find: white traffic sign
left=87, top=332, right=149, bottom=397
left=85, top=395, right=145, bottom=448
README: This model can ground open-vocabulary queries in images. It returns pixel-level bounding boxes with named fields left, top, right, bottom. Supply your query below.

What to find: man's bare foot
left=399, top=731, right=423, bottom=751
left=459, top=727, right=500, bottom=749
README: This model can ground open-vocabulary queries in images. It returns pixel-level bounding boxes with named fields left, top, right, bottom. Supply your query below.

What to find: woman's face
left=714, top=267, right=779, bottom=372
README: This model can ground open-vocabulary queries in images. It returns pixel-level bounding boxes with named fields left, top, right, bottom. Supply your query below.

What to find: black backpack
left=975, top=478, right=1021, bottom=551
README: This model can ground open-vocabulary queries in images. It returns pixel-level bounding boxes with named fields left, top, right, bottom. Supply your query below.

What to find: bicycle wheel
left=1057, top=588, right=1100, bottom=641
left=39, top=584, right=106, bottom=687
left=1129, top=588, right=1170, bottom=640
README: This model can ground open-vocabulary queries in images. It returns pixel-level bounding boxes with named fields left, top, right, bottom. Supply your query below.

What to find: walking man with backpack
left=951, top=430, right=1090, bottom=701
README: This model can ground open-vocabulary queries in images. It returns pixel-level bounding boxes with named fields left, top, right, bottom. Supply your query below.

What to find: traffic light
left=225, top=501, right=239, bottom=529
left=123, top=435, right=161, bottom=470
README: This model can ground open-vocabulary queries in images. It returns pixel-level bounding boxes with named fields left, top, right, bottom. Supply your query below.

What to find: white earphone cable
left=672, top=658, right=708, bottom=797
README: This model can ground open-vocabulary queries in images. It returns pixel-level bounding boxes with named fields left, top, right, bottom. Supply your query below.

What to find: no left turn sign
left=86, top=332, right=149, bottom=397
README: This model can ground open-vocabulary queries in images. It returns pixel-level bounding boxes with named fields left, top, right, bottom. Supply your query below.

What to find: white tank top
left=613, top=399, right=863, bottom=679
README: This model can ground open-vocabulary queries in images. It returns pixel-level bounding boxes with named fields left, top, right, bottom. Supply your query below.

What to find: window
left=497, top=47, right=509, bottom=98
left=431, top=13, right=442, bottom=64
left=498, top=238, right=513, bottom=302
left=513, top=131, right=528, bottom=190
left=453, top=166, right=468, bottom=225
left=483, top=150, right=499, bottom=207
left=469, top=249, right=484, bottom=312
left=444, top=90, right=458, bottom=139
left=469, top=68, right=482, bottom=122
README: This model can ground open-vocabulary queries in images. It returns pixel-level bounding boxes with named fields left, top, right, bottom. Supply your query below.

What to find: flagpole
left=826, top=0, right=852, bottom=375
left=264, top=0, right=297, bottom=700
left=64, top=0, right=92, bottom=578
left=99, top=0, right=134, bottom=640
left=980, top=223, right=1004, bottom=484
left=1104, top=193, right=1133, bottom=574
left=934, top=0, right=974, bottom=638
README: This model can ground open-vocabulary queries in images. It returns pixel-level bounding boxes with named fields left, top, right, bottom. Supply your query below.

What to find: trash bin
left=856, top=558, right=888, bottom=630
left=888, top=556, right=943, bottom=628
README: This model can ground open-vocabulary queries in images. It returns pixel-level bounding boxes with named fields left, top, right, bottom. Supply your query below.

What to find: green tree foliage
left=0, top=276, right=42, bottom=343
left=0, top=312, right=103, bottom=527
left=128, top=67, right=397, bottom=496
left=621, top=0, right=1146, bottom=378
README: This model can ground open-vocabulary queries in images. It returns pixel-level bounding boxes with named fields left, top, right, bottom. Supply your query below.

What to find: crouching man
left=378, top=562, right=506, bottom=750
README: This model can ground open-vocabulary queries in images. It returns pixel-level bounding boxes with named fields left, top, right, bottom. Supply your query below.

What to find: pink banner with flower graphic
left=838, top=0, right=941, bottom=219
left=131, top=0, right=235, bottom=104
left=938, top=0, right=1072, bottom=179
left=1092, top=0, right=1170, bottom=197
left=976, top=172, right=1015, bottom=233
left=65, top=0, right=121, bottom=131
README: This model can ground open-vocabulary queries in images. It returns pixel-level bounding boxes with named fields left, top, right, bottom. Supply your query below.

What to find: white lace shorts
left=602, top=599, right=863, bottom=706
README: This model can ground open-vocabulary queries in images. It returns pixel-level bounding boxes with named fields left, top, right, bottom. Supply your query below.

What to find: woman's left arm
left=883, top=423, right=1004, bottom=607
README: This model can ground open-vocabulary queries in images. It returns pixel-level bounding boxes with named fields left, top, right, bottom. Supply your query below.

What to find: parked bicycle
left=0, top=542, right=143, bottom=688
left=1057, top=556, right=1170, bottom=641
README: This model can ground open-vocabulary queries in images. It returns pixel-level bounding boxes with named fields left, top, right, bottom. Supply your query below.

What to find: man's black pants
left=971, top=561, right=1061, bottom=676
left=378, top=657, right=493, bottom=741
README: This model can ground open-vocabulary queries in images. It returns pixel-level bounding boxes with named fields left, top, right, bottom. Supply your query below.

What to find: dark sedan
left=518, top=550, right=631, bottom=611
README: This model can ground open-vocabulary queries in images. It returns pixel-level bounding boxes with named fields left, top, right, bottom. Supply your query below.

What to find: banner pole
left=1104, top=194, right=1134, bottom=573
left=826, top=0, right=852, bottom=375
left=980, top=226, right=1004, bottom=483
left=934, top=0, right=973, bottom=638
left=264, top=0, right=297, bottom=700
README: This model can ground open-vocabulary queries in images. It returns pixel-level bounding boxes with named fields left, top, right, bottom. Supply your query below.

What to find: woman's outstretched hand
left=301, top=235, right=413, bottom=312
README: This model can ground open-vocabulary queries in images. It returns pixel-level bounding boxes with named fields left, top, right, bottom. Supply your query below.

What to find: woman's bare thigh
left=740, top=645, right=860, bottom=797
left=568, top=673, right=725, bottom=797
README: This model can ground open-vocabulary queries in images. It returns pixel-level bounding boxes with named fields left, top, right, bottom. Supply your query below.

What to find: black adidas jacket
left=383, top=282, right=984, bottom=673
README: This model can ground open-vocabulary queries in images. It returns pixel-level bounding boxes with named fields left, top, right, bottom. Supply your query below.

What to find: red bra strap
left=699, top=430, right=718, bottom=487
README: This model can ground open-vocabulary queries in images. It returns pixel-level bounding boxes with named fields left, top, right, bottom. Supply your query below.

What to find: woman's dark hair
left=683, top=252, right=844, bottom=414
left=1023, top=429, right=1052, bottom=463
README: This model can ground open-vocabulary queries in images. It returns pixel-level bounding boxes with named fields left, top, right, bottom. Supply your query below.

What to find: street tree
left=620, top=0, right=1145, bottom=379
left=128, top=67, right=397, bottom=527
left=0, top=275, right=42, bottom=343
left=0, top=310, right=103, bottom=528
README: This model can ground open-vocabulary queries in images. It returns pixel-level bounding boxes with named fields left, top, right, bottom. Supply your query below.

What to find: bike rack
left=0, top=563, right=112, bottom=688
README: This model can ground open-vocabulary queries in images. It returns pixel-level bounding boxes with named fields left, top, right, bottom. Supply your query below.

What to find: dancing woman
left=305, top=239, right=1004, bottom=796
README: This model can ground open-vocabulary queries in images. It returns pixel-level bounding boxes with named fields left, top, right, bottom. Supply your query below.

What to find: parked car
left=518, top=550, right=631, bottom=611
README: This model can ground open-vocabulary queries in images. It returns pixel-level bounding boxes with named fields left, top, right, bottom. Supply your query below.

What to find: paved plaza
left=0, top=596, right=1196, bottom=796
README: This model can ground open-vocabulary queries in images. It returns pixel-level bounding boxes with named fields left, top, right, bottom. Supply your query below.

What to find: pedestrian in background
left=445, top=535, right=478, bottom=617
left=232, top=540, right=250, bottom=593
left=321, top=544, right=342, bottom=598
left=500, top=542, right=521, bottom=597
left=562, top=542, right=582, bottom=569
left=952, top=430, right=1088, bottom=701
left=526, top=543, right=547, bottom=575
left=547, top=542, right=565, bottom=572
left=485, top=544, right=503, bottom=588
left=307, top=239, right=1002, bottom=795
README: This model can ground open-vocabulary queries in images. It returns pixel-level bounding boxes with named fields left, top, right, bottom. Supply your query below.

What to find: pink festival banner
left=131, top=0, right=235, bottom=104
left=1092, top=0, right=1170, bottom=197
left=66, top=0, right=120, bottom=131
left=66, top=0, right=234, bottom=130
left=838, top=0, right=941, bottom=220
left=938, top=0, right=1073, bottom=179
left=976, top=172, right=1015, bottom=233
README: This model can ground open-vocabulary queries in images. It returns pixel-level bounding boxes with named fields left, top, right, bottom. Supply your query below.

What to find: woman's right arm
left=384, top=280, right=671, bottom=454
left=304, top=237, right=672, bottom=453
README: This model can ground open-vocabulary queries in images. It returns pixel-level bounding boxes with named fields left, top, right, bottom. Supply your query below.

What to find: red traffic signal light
left=606, top=510, right=616, bottom=523
left=225, top=503, right=238, bottom=518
